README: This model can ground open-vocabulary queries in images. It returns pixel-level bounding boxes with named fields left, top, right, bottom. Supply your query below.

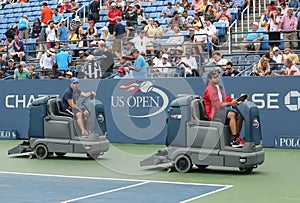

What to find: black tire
left=174, top=155, right=192, bottom=173
left=87, top=152, right=101, bottom=159
left=196, top=164, right=208, bottom=170
left=239, top=167, right=254, bottom=174
left=34, top=144, right=48, bottom=159
left=55, top=152, right=66, bottom=157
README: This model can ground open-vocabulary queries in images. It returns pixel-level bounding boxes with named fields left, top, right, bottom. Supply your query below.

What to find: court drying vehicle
left=8, top=95, right=109, bottom=159
left=140, top=94, right=265, bottom=173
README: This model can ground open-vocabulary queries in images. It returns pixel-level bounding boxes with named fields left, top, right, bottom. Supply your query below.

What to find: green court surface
left=1, top=140, right=300, bottom=203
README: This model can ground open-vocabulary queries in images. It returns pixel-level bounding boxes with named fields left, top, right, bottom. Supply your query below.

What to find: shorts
left=65, top=107, right=86, bottom=116
left=213, top=107, right=238, bottom=124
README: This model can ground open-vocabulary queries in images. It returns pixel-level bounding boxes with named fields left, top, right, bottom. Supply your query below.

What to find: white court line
left=0, top=171, right=233, bottom=202
left=0, top=171, right=232, bottom=188
left=60, top=181, right=149, bottom=203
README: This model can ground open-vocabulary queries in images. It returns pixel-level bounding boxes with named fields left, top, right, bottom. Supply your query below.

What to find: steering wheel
left=81, top=93, right=94, bottom=106
left=237, top=94, right=248, bottom=103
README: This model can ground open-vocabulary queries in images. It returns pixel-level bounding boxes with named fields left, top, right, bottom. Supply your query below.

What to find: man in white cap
left=107, top=1, right=122, bottom=34
left=241, top=22, right=263, bottom=52
left=154, top=53, right=172, bottom=74
left=40, top=48, right=56, bottom=70
left=18, top=15, right=30, bottom=39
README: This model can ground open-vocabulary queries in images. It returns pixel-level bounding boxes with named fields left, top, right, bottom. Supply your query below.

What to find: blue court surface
left=0, top=171, right=231, bottom=203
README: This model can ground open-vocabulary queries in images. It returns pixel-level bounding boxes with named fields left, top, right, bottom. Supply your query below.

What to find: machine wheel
left=34, top=144, right=48, bottom=159
left=174, top=155, right=192, bottom=173
left=196, top=165, right=208, bottom=170
left=55, top=152, right=66, bottom=157
left=87, top=152, right=101, bottom=159
left=239, top=167, right=254, bottom=174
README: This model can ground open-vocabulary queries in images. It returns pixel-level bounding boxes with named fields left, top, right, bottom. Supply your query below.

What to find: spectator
left=135, top=3, right=145, bottom=21
left=211, top=0, right=222, bottom=14
left=69, top=0, right=79, bottom=14
left=153, top=20, right=163, bottom=36
left=6, top=59, right=16, bottom=73
left=65, top=71, right=73, bottom=79
left=112, top=17, right=126, bottom=57
left=18, top=15, right=30, bottom=40
left=60, top=0, right=71, bottom=14
left=125, top=21, right=135, bottom=44
left=10, top=35, right=25, bottom=62
left=89, top=0, right=100, bottom=22
left=77, top=30, right=88, bottom=48
left=161, top=2, right=175, bottom=18
left=4, top=25, right=17, bottom=41
left=175, top=2, right=184, bottom=17
left=123, top=0, right=131, bottom=19
left=241, top=22, right=263, bottom=52
left=40, top=48, right=56, bottom=70
left=54, top=48, right=71, bottom=71
left=45, top=20, right=57, bottom=49
left=216, top=5, right=231, bottom=34
left=180, top=48, right=198, bottom=76
left=152, top=50, right=163, bottom=66
left=144, top=18, right=156, bottom=54
left=100, top=26, right=111, bottom=41
left=86, top=20, right=97, bottom=40
left=279, top=2, right=288, bottom=16
left=222, top=61, right=239, bottom=76
left=116, top=0, right=124, bottom=10
left=41, top=2, right=53, bottom=26
left=281, top=58, right=300, bottom=75
left=52, top=8, right=63, bottom=25
left=74, top=50, right=86, bottom=67
left=182, top=0, right=191, bottom=10
left=204, top=18, right=217, bottom=49
left=94, top=41, right=115, bottom=78
left=70, top=16, right=83, bottom=34
left=140, top=20, right=147, bottom=32
left=49, top=64, right=64, bottom=79
left=166, top=11, right=184, bottom=30
left=113, top=66, right=129, bottom=79
left=283, top=48, right=299, bottom=63
left=268, top=1, right=276, bottom=12
left=107, top=2, right=122, bottom=35
left=288, top=0, right=300, bottom=19
left=0, top=53, right=6, bottom=67
left=130, top=30, right=150, bottom=54
left=124, top=4, right=138, bottom=30
left=193, top=23, right=207, bottom=54
left=204, top=4, right=216, bottom=23
left=251, top=57, right=271, bottom=76
left=129, top=49, right=147, bottom=78
left=58, top=19, right=69, bottom=41
left=37, top=26, right=47, bottom=59
left=260, top=9, right=269, bottom=27
left=28, top=66, right=40, bottom=79
left=116, top=55, right=132, bottom=68
left=196, top=0, right=209, bottom=12
left=278, top=8, right=298, bottom=50
left=182, top=10, right=194, bottom=30
left=266, top=11, right=280, bottom=51
left=154, top=53, right=172, bottom=74
left=265, top=51, right=279, bottom=70
left=0, top=67, right=10, bottom=79
left=163, top=26, right=184, bottom=53
left=122, top=41, right=134, bottom=57
left=192, top=0, right=202, bottom=10
left=31, top=18, right=42, bottom=39
left=272, top=47, right=283, bottom=63
left=14, top=64, right=29, bottom=80
left=0, top=38, right=13, bottom=58
left=212, top=52, right=228, bottom=71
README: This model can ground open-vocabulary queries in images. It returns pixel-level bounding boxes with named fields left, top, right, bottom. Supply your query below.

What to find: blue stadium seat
left=12, top=3, right=21, bottom=8
left=99, top=10, right=108, bottom=16
left=22, top=3, right=30, bottom=7
left=144, top=7, right=157, bottom=13
left=152, top=1, right=164, bottom=7
left=14, top=13, right=23, bottom=18
left=149, top=13, right=161, bottom=19
left=95, top=22, right=106, bottom=29
left=7, top=18, right=17, bottom=24
left=31, top=10, right=41, bottom=17
left=102, top=16, right=108, bottom=21
left=26, top=38, right=36, bottom=51
left=213, top=22, right=226, bottom=37
left=4, top=9, right=13, bottom=15
left=140, top=2, right=152, bottom=7
left=4, top=4, right=13, bottom=9
left=6, top=13, right=14, bottom=18
left=227, top=8, right=239, bottom=23
left=156, top=7, right=164, bottom=12
left=22, top=7, right=32, bottom=13
left=64, top=13, right=73, bottom=19
left=0, top=29, right=6, bottom=34
left=0, top=18, right=7, bottom=24
left=187, top=10, right=195, bottom=16
left=82, top=23, right=89, bottom=30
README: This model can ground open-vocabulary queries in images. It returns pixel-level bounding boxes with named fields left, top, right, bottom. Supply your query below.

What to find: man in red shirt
left=203, top=71, right=244, bottom=147
left=41, top=2, right=53, bottom=26
left=107, top=2, right=122, bottom=34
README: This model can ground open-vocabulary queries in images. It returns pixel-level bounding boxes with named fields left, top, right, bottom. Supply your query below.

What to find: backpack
left=5, top=28, right=16, bottom=39
left=18, top=19, right=27, bottom=31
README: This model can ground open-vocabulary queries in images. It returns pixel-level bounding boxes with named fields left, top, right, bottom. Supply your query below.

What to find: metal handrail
left=241, top=6, right=250, bottom=38
left=228, top=19, right=238, bottom=54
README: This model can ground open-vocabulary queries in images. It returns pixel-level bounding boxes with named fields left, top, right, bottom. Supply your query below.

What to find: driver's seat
left=55, top=99, right=73, bottom=117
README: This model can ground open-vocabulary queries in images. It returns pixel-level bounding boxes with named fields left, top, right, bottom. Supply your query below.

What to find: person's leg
left=254, top=42, right=261, bottom=51
left=76, top=111, right=86, bottom=133
left=227, top=111, right=237, bottom=135
left=283, top=33, right=289, bottom=49
left=236, top=113, right=243, bottom=134
left=83, top=110, right=91, bottom=132
left=241, top=42, right=250, bottom=51
left=291, top=32, right=298, bottom=51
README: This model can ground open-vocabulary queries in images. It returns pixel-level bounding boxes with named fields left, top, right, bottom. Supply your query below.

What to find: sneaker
left=231, top=137, right=243, bottom=148
left=236, top=137, right=244, bottom=145
left=81, top=132, right=89, bottom=138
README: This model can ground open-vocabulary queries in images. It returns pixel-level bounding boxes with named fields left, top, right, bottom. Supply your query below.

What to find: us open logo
left=111, top=81, right=169, bottom=118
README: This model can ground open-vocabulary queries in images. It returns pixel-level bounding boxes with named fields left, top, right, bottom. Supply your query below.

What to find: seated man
left=241, top=22, right=263, bottom=52
left=222, top=61, right=240, bottom=77
left=10, top=35, right=25, bottom=61
left=161, top=2, right=175, bottom=18
left=61, top=77, right=96, bottom=137
left=203, top=71, right=244, bottom=147
left=49, top=64, right=64, bottom=79
left=161, top=26, right=184, bottom=52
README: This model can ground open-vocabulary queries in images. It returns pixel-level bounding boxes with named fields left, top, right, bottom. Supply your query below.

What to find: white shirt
left=215, top=85, right=223, bottom=102
left=46, top=27, right=56, bottom=42
left=130, top=36, right=150, bottom=54
left=181, top=56, right=197, bottom=70
left=166, top=33, right=184, bottom=45
left=154, top=61, right=172, bottom=73
left=40, top=54, right=54, bottom=69
left=272, top=54, right=283, bottom=63
left=205, top=24, right=217, bottom=36
left=194, top=29, right=208, bottom=43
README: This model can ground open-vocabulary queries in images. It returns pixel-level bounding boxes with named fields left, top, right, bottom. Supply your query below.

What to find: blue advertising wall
left=0, top=77, right=300, bottom=148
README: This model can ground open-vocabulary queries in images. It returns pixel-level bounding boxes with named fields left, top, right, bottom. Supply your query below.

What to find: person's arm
left=39, top=54, right=44, bottom=68
left=13, top=69, right=17, bottom=80
left=80, top=91, right=96, bottom=98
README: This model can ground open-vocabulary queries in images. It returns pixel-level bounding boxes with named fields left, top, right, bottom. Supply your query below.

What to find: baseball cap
left=89, top=20, right=94, bottom=24
left=23, top=15, right=28, bottom=19
left=66, top=71, right=73, bottom=76
left=111, top=2, right=116, bottom=6
left=129, top=3, right=135, bottom=7
left=207, top=71, right=219, bottom=79
left=131, top=48, right=139, bottom=54
left=118, top=66, right=125, bottom=72
left=273, top=47, right=280, bottom=52
left=8, top=59, right=14, bottom=62
left=70, top=77, right=79, bottom=83
left=100, top=26, right=109, bottom=31
left=162, top=54, right=168, bottom=59
left=79, top=50, right=85, bottom=54
left=252, top=22, right=259, bottom=27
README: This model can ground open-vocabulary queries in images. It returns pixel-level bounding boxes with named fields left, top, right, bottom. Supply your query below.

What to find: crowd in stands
left=0, top=0, right=300, bottom=80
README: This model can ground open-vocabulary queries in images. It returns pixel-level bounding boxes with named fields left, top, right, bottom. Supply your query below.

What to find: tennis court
left=1, top=141, right=300, bottom=203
